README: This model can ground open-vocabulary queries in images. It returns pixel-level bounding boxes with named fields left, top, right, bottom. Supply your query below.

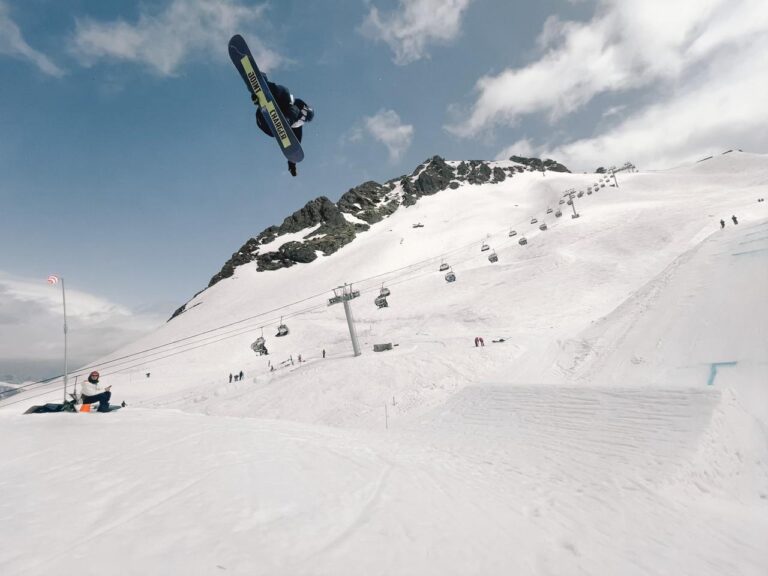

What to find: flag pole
left=61, top=277, right=69, bottom=402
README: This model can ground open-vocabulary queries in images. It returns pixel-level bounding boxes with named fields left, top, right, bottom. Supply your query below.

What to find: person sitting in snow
left=251, top=76, right=314, bottom=177
left=81, top=371, right=112, bottom=412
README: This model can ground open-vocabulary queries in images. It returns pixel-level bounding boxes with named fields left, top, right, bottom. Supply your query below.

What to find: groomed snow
left=2, top=152, right=767, bottom=575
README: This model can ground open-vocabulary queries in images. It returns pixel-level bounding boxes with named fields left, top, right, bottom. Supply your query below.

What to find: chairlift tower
left=328, top=283, right=362, bottom=357
left=565, top=188, right=580, bottom=219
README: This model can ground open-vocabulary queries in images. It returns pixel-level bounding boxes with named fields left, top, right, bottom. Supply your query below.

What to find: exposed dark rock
left=338, top=181, right=394, bottom=224
left=207, top=237, right=260, bottom=287
left=170, top=152, right=571, bottom=321
left=279, top=241, right=317, bottom=264
left=169, top=303, right=187, bottom=320
left=256, top=251, right=297, bottom=272
left=465, top=161, right=492, bottom=185
left=338, top=181, right=386, bottom=213
left=509, top=155, right=571, bottom=173
left=413, top=156, right=455, bottom=195
left=278, top=196, right=345, bottom=233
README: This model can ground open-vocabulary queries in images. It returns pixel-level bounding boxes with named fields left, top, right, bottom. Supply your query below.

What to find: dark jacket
left=256, top=80, right=304, bottom=142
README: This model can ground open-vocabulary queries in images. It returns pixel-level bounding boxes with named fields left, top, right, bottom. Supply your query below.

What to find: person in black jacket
left=252, top=76, right=314, bottom=177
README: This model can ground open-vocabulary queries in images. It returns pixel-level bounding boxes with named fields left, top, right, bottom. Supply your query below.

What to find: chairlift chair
left=379, top=284, right=391, bottom=297
left=508, top=229, right=517, bottom=237
left=577, top=191, right=584, bottom=198
left=559, top=199, right=565, bottom=205
left=488, top=251, right=498, bottom=263
left=481, top=243, right=490, bottom=252
left=539, top=223, right=548, bottom=231
left=439, top=262, right=449, bottom=272
left=530, top=218, right=538, bottom=224
left=374, top=295, right=389, bottom=308
left=546, top=208, right=553, bottom=214
left=600, top=183, right=605, bottom=188
left=518, top=237, right=528, bottom=245
left=276, top=324, right=289, bottom=337
left=251, top=336, right=266, bottom=354
left=555, top=210, right=562, bottom=217
left=445, top=269, right=456, bottom=282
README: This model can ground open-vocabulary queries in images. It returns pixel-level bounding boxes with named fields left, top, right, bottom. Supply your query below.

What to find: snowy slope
left=0, top=381, right=22, bottom=399
left=1, top=151, right=767, bottom=575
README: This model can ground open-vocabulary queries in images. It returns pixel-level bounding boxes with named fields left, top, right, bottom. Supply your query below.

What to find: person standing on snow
left=81, top=371, right=112, bottom=412
left=732, top=215, right=739, bottom=225
left=252, top=77, right=314, bottom=177
left=720, top=219, right=725, bottom=229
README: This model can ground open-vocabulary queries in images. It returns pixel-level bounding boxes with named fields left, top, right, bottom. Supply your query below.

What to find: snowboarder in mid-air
left=251, top=78, right=314, bottom=177
left=229, top=34, right=312, bottom=177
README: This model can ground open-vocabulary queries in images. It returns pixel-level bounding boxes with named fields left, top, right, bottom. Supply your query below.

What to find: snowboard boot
left=288, top=161, right=297, bottom=177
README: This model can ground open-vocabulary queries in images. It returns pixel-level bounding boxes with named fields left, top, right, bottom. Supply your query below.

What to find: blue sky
left=1, top=0, right=766, bottom=378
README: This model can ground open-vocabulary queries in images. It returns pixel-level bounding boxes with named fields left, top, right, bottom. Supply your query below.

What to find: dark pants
left=83, top=391, right=111, bottom=412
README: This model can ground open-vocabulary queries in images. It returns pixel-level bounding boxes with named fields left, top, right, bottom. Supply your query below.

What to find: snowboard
left=228, top=34, right=304, bottom=164
left=80, top=402, right=124, bottom=413
left=24, top=402, right=77, bottom=414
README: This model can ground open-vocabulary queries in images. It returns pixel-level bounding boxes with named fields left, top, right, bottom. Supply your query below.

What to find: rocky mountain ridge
left=170, top=155, right=570, bottom=320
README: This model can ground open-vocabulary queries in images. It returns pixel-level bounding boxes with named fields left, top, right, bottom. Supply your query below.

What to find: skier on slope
left=251, top=76, right=314, bottom=177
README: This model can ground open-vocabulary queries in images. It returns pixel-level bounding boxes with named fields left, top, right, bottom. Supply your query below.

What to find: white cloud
left=496, top=36, right=768, bottom=170
left=449, top=0, right=768, bottom=169
left=361, top=0, right=473, bottom=65
left=0, top=1, right=64, bottom=77
left=361, top=109, right=414, bottom=162
left=70, top=0, right=283, bottom=75
left=0, top=273, right=163, bottom=371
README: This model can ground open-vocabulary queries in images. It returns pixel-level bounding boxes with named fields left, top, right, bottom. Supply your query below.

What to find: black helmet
left=295, top=99, right=314, bottom=123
